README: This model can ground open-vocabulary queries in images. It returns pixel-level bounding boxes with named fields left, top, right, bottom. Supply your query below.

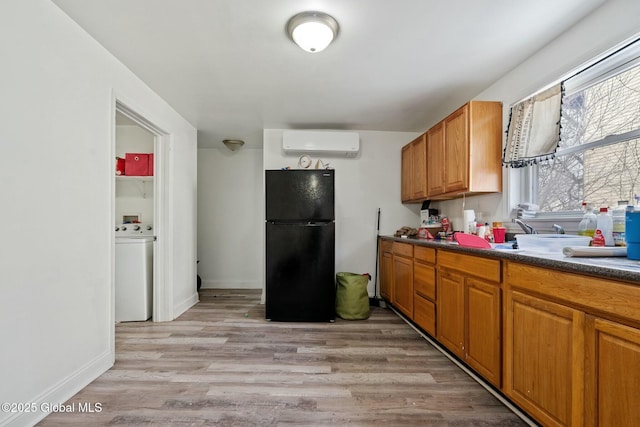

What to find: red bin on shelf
left=116, top=157, right=126, bottom=175
left=125, top=153, right=149, bottom=176
left=148, top=153, right=154, bottom=176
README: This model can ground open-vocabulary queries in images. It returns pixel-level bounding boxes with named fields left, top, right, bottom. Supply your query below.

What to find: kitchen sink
left=491, top=242, right=519, bottom=250
left=515, top=234, right=592, bottom=253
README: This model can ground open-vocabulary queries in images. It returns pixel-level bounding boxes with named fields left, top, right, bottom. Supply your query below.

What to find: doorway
left=115, top=111, right=154, bottom=322
left=113, top=101, right=171, bottom=325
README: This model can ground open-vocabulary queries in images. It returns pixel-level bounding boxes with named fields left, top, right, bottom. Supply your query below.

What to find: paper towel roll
left=463, top=210, right=475, bottom=233
left=562, top=246, right=627, bottom=257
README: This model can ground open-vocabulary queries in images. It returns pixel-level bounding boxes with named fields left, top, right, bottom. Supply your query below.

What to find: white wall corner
left=173, top=292, right=200, bottom=320
left=3, top=351, right=112, bottom=427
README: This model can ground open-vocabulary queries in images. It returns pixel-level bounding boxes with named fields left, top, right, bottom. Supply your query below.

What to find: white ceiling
left=52, top=0, right=605, bottom=149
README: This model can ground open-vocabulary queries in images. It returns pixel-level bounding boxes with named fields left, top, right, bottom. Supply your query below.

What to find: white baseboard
left=2, top=350, right=112, bottom=427
left=173, top=292, right=199, bottom=319
left=201, top=279, right=261, bottom=289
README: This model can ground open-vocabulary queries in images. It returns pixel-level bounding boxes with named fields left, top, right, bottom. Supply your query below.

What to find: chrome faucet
left=552, top=224, right=565, bottom=234
left=512, top=218, right=537, bottom=234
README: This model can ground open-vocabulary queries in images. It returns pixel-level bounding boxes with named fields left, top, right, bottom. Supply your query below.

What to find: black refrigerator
left=265, top=169, right=335, bottom=322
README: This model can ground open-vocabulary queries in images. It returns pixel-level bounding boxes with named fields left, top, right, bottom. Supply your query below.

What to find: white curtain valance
left=503, top=83, right=563, bottom=168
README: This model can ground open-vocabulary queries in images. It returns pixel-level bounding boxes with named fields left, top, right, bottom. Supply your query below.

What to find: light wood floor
left=39, top=289, right=527, bottom=426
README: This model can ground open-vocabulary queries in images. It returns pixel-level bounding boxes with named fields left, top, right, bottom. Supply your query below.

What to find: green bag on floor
left=335, top=272, right=371, bottom=320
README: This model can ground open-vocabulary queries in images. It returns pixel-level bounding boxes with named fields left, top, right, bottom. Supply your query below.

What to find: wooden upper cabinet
left=443, top=105, right=469, bottom=193
left=401, top=134, right=427, bottom=202
left=426, top=122, right=445, bottom=196
left=411, top=134, right=427, bottom=199
left=426, top=100, right=502, bottom=199
left=401, top=144, right=412, bottom=202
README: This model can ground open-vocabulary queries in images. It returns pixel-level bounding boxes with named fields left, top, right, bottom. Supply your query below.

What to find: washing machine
left=115, top=223, right=154, bottom=322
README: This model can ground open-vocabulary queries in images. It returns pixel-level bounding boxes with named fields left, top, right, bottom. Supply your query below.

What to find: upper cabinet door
left=401, top=144, right=412, bottom=202
left=405, top=100, right=502, bottom=201
left=401, top=133, right=428, bottom=203
left=443, top=104, right=469, bottom=193
left=427, top=122, right=445, bottom=197
left=411, top=134, right=428, bottom=200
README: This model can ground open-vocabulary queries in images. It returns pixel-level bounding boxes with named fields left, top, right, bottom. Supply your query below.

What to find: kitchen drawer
left=506, top=261, right=640, bottom=325
left=438, top=250, right=500, bottom=283
left=393, top=241, right=413, bottom=258
left=414, top=263, right=436, bottom=300
left=380, top=238, right=393, bottom=253
left=414, top=245, right=436, bottom=264
left=414, top=294, right=436, bottom=336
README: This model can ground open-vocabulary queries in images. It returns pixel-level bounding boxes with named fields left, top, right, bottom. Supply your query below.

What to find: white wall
left=198, top=130, right=421, bottom=295
left=0, top=1, right=197, bottom=426
left=263, top=129, right=422, bottom=297
left=431, top=0, right=640, bottom=233
left=197, top=147, right=264, bottom=288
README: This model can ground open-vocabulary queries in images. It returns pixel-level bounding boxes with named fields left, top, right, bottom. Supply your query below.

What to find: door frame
left=112, top=97, right=173, bottom=341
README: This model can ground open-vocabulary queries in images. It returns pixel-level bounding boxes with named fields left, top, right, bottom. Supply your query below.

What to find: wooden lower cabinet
left=504, top=290, right=584, bottom=427
left=413, top=295, right=436, bottom=336
left=377, top=240, right=640, bottom=426
left=505, top=260, right=640, bottom=426
left=392, top=243, right=414, bottom=318
left=437, top=268, right=465, bottom=357
left=379, top=240, right=393, bottom=302
left=466, top=278, right=501, bottom=387
left=437, top=251, right=502, bottom=388
left=585, top=316, right=640, bottom=427
left=413, top=246, right=436, bottom=336
left=414, top=255, right=436, bottom=300
left=392, top=255, right=413, bottom=318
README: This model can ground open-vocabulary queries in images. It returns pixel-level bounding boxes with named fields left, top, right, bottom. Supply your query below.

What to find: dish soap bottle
left=593, top=207, right=614, bottom=247
left=577, top=203, right=597, bottom=237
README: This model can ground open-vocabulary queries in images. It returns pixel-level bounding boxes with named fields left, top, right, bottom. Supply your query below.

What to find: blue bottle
left=626, top=207, right=640, bottom=260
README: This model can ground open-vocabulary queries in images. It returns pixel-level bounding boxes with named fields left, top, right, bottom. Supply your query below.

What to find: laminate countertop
left=380, top=235, right=640, bottom=283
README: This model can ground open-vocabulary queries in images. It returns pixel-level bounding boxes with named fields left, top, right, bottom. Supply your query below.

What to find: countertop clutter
left=382, top=235, right=640, bottom=284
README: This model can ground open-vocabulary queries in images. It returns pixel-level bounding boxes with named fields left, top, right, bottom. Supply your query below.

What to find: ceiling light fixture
left=287, top=11, right=339, bottom=53
left=222, top=139, right=245, bottom=151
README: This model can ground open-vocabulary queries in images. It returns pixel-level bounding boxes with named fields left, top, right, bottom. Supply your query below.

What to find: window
left=531, top=39, right=640, bottom=212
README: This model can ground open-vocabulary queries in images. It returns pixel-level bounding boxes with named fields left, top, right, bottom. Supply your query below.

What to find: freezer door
left=266, top=222, right=335, bottom=322
left=265, top=169, right=334, bottom=221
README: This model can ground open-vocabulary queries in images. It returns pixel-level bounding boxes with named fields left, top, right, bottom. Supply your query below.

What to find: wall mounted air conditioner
left=282, top=130, right=360, bottom=157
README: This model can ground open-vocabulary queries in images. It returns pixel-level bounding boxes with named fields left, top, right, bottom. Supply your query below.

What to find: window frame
left=518, top=37, right=640, bottom=227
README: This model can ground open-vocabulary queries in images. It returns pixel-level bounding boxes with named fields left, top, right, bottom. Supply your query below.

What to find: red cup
left=493, top=227, right=506, bottom=243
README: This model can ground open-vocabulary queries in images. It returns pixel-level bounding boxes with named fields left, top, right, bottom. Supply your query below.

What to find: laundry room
left=114, top=111, right=156, bottom=322
left=115, top=112, right=155, bottom=224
